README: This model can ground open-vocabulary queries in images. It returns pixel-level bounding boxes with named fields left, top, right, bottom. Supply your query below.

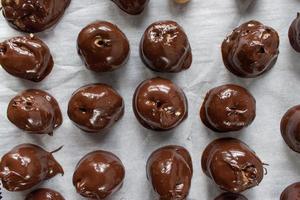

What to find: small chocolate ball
left=111, top=0, right=149, bottom=15
left=215, top=193, right=248, bottom=200
left=200, top=84, right=256, bottom=132
left=140, top=21, right=192, bottom=73
left=25, top=188, right=65, bottom=200
left=280, top=182, right=300, bottom=200
left=222, top=20, right=279, bottom=78
left=0, top=35, right=53, bottom=82
left=201, top=138, right=264, bottom=193
left=133, top=77, right=188, bottom=131
left=147, top=145, right=193, bottom=200
left=77, top=21, right=130, bottom=72
left=73, top=151, right=125, bottom=200
left=68, top=84, right=124, bottom=133
left=289, top=13, right=300, bottom=52
left=7, top=89, right=63, bottom=135
left=280, top=105, right=300, bottom=153
left=1, top=0, right=71, bottom=33
left=0, top=144, right=63, bottom=191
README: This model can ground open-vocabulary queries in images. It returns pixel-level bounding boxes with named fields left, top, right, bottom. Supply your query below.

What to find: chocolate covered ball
left=77, top=21, right=130, bottom=72
left=111, top=0, right=149, bottom=15
left=1, top=0, right=71, bottom=33
left=140, top=21, right=192, bottom=73
left=7, top=89, right=62, bottom=135
left=73, top=151, right=125, bottom=200
left=215, top=193, right=248, bottom=200
left=133, top=77, right=188, bottom=131
left=147, top=145, right=193, bottom=200
left=200, top=84, right=256, bottom=132
left=0, top=144, right=63, bottom=191
left=222, top=20, right=279, bottom=78
left=280, top=182, right=300, bottom=200
left=25, top=188, right=65, bottom=200
left=280, top=105, right=300, bottom=153
left=0, top=35, right=53, bottom=82
left=201, top=138, right=264, bottom=193
left=68, top=84, right=124, bottom=133
left=289, top=13, right=300, bottom=52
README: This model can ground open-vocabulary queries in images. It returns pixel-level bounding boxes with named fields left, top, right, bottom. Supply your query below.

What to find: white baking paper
left=1, top=0, right=300, bottom=199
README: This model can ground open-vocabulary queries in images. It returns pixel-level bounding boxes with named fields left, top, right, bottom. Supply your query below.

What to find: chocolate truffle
left=222, top=20, right=279, bottom=78
left=140, top=21, right=192, bottom=73
left=68, top=84, right=124, bottom=133
left=133, top=77, right=188, bottom=131
left=289, top=13, right=300, bottom=52
left=111, top=0, right=149, bottom=15
left=1, top=0, right=71, bottom=33
left=0, top=34, right=53, bottom=82
left=201, top=138, right=264, bottom=193
left=280, top=182, right=300, bottom=200
left=280, top=105, right=300, bottom=153
left=0, top=144, right=63, bottom=191
left=200, top=84, right=256, bottom=132
left=215, top=193, right=248, bottom=200
left=25, top=188, right=65, bottom=200
left=73, top=151, right=125, bottom=200
left=7, top=89, right=62, bottom=135
left=147, top=145, right=193, bottom=200
left=77, top=21, right=130, bottom=72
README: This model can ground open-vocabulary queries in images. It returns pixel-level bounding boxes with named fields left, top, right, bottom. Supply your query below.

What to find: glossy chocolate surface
left=68, top=84, right=124, bottom=133
left=73, top=151, right=125, bottom=200
left=289, top=13, right=300, bottom=52
left=77, top=21, right=130, bottom=72
left=111, top=0, right=149, bottom=15
left=200, top=84, right=256, bottom=132
left=280, top=182, right=300, bottom=200
left=26, top=188, right=65, bottom=200
left=215, top=193, right=248, bottom=200
left=1, top=0, right=71, bottom=32
left=7, top=89, right=62, bottom=135
left=0, top=35, right=53, bottom=82
left=280, top=105, right=300, bottom=153
left=140, top=21, right=192, bottom=73
left=222, top=20, right=279, bottom=78
left=147, top=145, right=193, bottom=200
left=133, top=77, right=188, bottom=130
left=201, top=138, right=264, bottom=193
left=0, top=144, right=63, bottom=191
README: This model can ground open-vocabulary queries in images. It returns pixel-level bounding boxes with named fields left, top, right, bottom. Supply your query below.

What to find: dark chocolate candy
left=215, top=193, right=248, bottom=200
left=289, top=13, right=300, bottom=52
left=280, top=182, right=300, bottom=200
left=111, top=0, right=149, bottom=15
left=25, top=188, right=65, bottom=200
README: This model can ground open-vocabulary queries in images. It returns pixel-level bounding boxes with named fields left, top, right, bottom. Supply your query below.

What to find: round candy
left=77, top=21, right=130, bottom=72
left=25, top=188, right=65, bottom=200
left=280, top=182, right=300, bottom=200
left=133, top=77, right=188, bottom=130
left=111, top=0, right=150, bottom=15
left=289, top=13, right=300, bottom=52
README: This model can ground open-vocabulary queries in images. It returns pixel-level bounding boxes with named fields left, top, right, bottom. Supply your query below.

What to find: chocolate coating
left=222, top=20, right=279, bottom=78
left=0, top=144, right=63, bottom=191
left=289, top=13, right=300, bottom=52
left=77, top=21, right=130, bottom=72
left=201, top=138, right=264, bottom=193
left=147, top=145, right=193, bottom=200
left=133, top=77, right=188, bottom=131
left=280, top=105, right=300, bottom=153
left=73, top=151, right=125, bottom=200
left=140, top=21, right=192, bottom=73
left=280, top=182, right=300, bottom=200
left=215, top=193, right=248, bottom=200
left=7, top=89, right=62, bottom=135
left=111, top=0, right=149, bottom=15
left=68, top=84, right=124, bottom=133
left=0, top=35, right=53, bottom=82
left=25, top=188, right=65, bottom=200
left=200, top=84, right=256, bottom=132
left=1, top=0, right=71, bottom=33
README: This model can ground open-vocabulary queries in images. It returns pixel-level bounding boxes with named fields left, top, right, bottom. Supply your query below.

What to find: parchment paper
left=1, top=0, right=300, bottom=199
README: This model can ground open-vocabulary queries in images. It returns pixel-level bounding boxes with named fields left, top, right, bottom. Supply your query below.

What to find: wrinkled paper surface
left=1, top=0, right=300, bottom=199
